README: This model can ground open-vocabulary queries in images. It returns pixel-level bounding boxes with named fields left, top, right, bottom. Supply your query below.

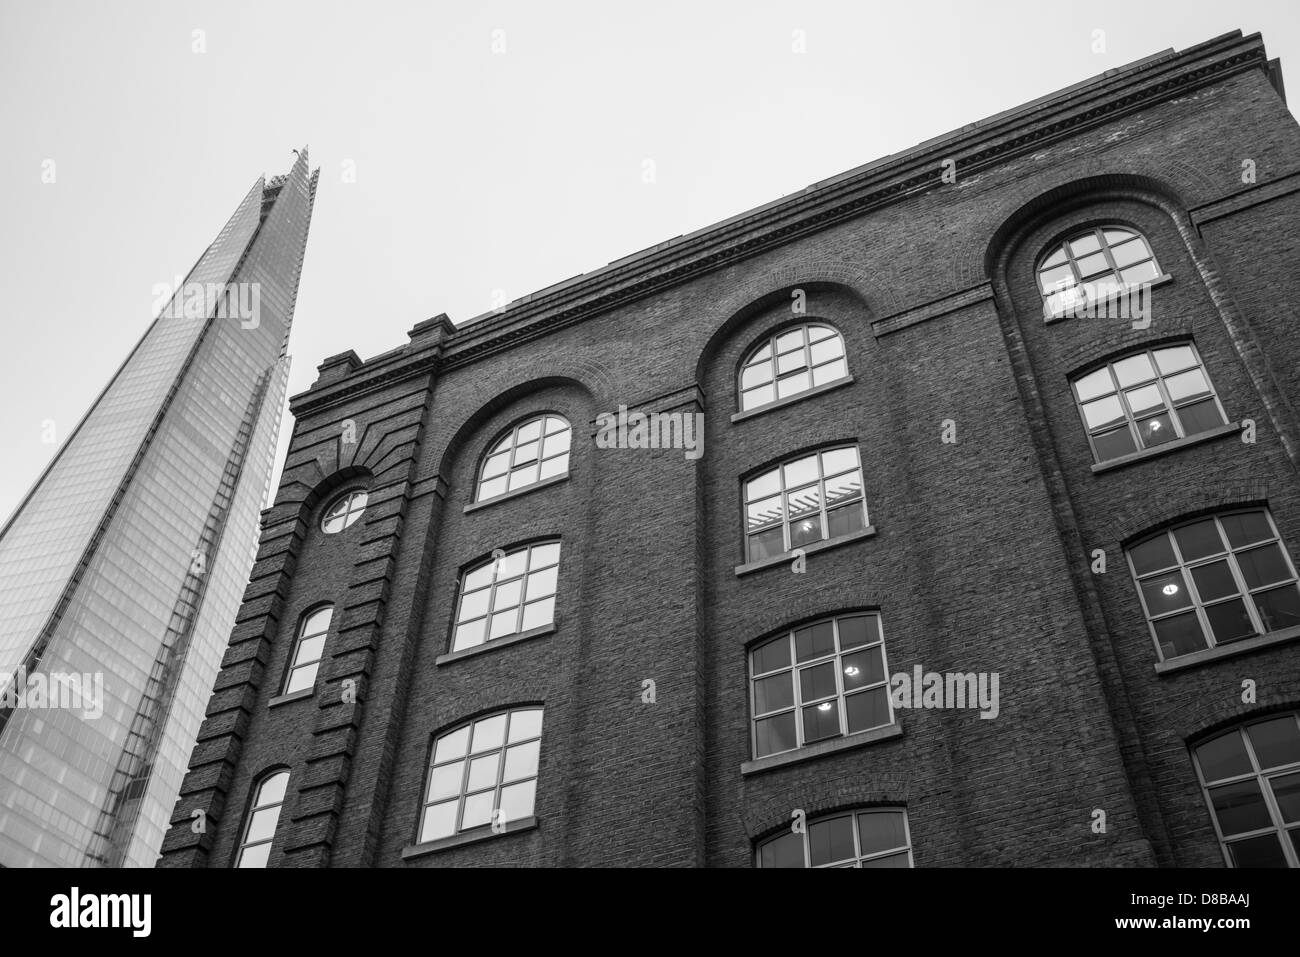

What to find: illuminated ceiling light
left=844, top=666, right=860, bottom=676
left=1162, top=584, right=1179, bottom=596
left=817, top=702, right=833, bottom=712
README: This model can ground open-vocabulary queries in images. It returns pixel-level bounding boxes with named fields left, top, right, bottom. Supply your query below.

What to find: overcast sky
left=1, top=0, right=1297, bottom=523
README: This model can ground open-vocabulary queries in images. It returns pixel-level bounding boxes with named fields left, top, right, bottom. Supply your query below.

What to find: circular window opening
left=321, top=489, right=368, bottom=533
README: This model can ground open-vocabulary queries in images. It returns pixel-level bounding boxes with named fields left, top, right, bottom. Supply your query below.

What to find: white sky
left=1, top=0, right=1297, bottom=524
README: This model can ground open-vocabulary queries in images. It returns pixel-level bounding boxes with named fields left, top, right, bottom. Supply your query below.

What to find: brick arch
left=1108, top=480, right=1270, bottom=547
left=740, top=785, right=912, bottom=842
left=694, top=272, right=879, bottom=387
left=433, top=374, right=598, bottom=481
left=1165, top=699, right=1300, bottom=746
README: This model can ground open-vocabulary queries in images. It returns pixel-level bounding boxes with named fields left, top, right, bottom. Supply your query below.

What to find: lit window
left=744, top=447, right=866, bottom=562
left=1072, top=343, right=1227, bottom=463
left=739, top=324, right=848, bottom=412
left=321, top=489, right=368, bottom=533
left=1127, top=508, right=1300, bottom=661
left=283, top=606, right=331, bottom=695
left=1038, top=226, right=1160, bottom=317
left=235, top=770, right=289, bottom=868
left=749, top=613, right=893, bottom=758
left=477, top=415, right=571, bottom=502
left=757, top=808, right=913, bottom=868
left=418, top=707, right=543, bottom=843
left=452, top=542, right=560, bottom=651
left=1192, top=714, right=1300, bottom=867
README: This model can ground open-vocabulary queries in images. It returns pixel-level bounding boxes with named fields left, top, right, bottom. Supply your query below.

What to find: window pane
left=752, top=635, right=791, bottom=675
left=1092, top=426, right=1137, bottom=462
left=858, top=811, right=908, bottom=855
left=244, top=807, right=280, bottom=844
left=1135, top=412, right=1175, bottom=448
left=812, top=357, right=848, bottom=387
left=1269, top=772, right=1300, bottom=823
left=754, top=712, right=797, bottom=758
left=503, top=741, right=540, bottom=783
left=1222, top=512, right=1273, bottom=549
left=544, top=415, right=568, bottom=435
left=741, top=362, right=774, bottom=389
left=746, top=469, right=780, bottom=502
left=789, top=514, right=823, bottom=548
left=798, top=661, right=838, bottom=702
left=1227, top=834, right=1289, bottom=868
left=746, top=495, right=782, bottom=531
left=776, top=371, right=811, bottom=399
left=499, top=780, right=536, bottom=823
left=749, top=343, right=772, bottom=363
left=513, top=440, right=540, bottom=465
left=748, top=526, right=785, bottom=562
left=1103, top=228, right=1136, bottom=244
left=808, top=325, right=836, bottom=343
left=1140, top=570, right=1192, bottom=615
left=1110, top=238, right=1151, bottom=268
left=785, top=483, right=821, bottom=523
left=753, top=672, right=794, bottom=714
left=1250, top=715, right=1300, bottom=771
left=1121, top=261, right=1159, bottom=284
left=1153, top=345, right=1197, bottom=375
left=458, top=587, right=491, bottom=623
left=434, top=726, right=470, bottom=763
left=810, top=338, right=843, bottom=366
left=845, top=687, right=891, bottom=734
left=837, top=615, right=879, bottom=651
left=758, top=831, right=804, bottom=868
left=1125, top=384, right=1164, bottom=416
left=1176, top=398, right=1224, bottom=436
left=419, top=800, right=458, bottom=843
left=1074, top=251, right=1110, bottom=278
left=488, top=609, right=518, bottom=640
left=426, top=760, right=464, bottom=802
left=1196, top=730, right=1252, bottom=783
left=542, top=429, right=571, bottom=458
left=1205, top=598, right=1256, bottom=644
left=1153, top=611, right=1207, bottom=658
left=861, top=852, right=911, bottom=868
left=842, top=646, right=885, bottom=688
left=1255, top=584, right=1300, bottom=633
left=237, top=842, right=272, bottom=868
left=471, top=714, right=508, bottom=753
left=538, top=453, right=568, bottom=480
left=801, top=701, right=841, bottom=743
left=493, top=577, right=523, bottom=610
left=827, top=503, right=866, bottom=538
left=1210, top=780, right=1273, bottom=835
left=794, top=621, right=836, bottom=662
left=530, top=542, right=561, bottom=569
left=1082, top=395, right=1126, bottom=430
left=284, top=665, right=317, bottom=695
left=466, top=754, right=498, bottom=792
left=463, top=563, right=495, bottom=593
left=820, top=447, right=859, bottom=477
left=808, top=815, right=856, bottom=867
left=1164, top=368, right=1210, bottom=403
left=1237, top=544, right=1291, bottom=590
left=461, top=791, right=494, bottom=830
left=1190, top=561, right=1239, bottom=603
left=782, top=454, right=819, bottom=489
left=824, top=470, right=863, bottom=507
left=1130, top=535, right=1177, bottom=575
left=742, top=384, right=775, bottom=410
left=295, top=634, right=326, bottom=663
left=520, top=597, right=556, bottom=632
left=478, top=475, right=508, bottom=500
left=1039, top=264, right=1075, bottom=292
left=1069, top=233, right=1102, bottom=257
left=508, top=708, right=544, bottom=743
left=453, top=619, right=486, bottom=651
left=526, top=566, right=558, bottom=601
left=508, top=463, right=539, bottom=490
left=1041, top=246, right=1069, bottom=269
left=1113, top=353, right=1156, bottom=388
left=1074, top=368, right=1114, bottom=403
left=482, top=451, right=511, bottom=479
left=1174, top=520, right=1225, bottom=562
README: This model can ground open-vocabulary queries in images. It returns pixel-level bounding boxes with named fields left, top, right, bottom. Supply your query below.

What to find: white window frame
left=475, top=414, right=571, bottom=503
left=737, top=323, right=849, bottom=413
left=235, top=770, right=290, bottom=868
left=321, top=488, right=368, bottom=533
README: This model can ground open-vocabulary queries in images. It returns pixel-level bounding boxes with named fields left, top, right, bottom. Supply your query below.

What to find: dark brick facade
left=159, top=31, right=1300, bottom=867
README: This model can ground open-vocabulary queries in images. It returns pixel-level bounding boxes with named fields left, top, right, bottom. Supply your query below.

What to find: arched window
left=738, top=323, right=848, bottom=412
left=1126, top=508, right=1300, bottom=662
left=452, top=542, right=560, bottom=652
left=235, top=770, right=290, bottom=868
left=749, top=612, right=893, bottom=758
left=1038, top=226, right=1160, bottom=317
left=744, top=446, right=866, bottom=561
left=283, top=606, right=332, bottom=695
left=1071, top=342, right=1227, bottom=463
left=321, top=488, right=368, bottom=533
left=476, top=414, right=571, bottom=502
left=1191, top=713, right=1300, bottom=867
left=418, top=707, right=544, bottom=843
left=757, top=807, right=913, bottom=868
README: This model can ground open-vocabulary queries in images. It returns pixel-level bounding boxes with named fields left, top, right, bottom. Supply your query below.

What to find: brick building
left=159, top=31, right=1300, bottom=868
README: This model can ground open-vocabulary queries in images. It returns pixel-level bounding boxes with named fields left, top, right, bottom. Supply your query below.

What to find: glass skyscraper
left=0, top=151, right=319, bottom=867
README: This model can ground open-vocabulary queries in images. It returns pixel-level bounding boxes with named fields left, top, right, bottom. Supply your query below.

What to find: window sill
left=741, top=723, right=904, bottom=776
left=1154, top=624, right=1300, bottom=676
left=435, top=622, right=557, bottom=666
left=400, top=816, right=540, bottom=860
left=734, top=526, right=877, bottom=577
left=730, top=376, right=855, bottom=423
left=1043, top=273, right=1173, bottom=324
left=464, top=473, right=570, bottom=514
left=1090, top=422, right=1241, bottom=474
left=267, top=687, right=314, bottom=708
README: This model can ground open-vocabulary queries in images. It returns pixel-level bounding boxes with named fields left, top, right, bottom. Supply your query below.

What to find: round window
left=321, top=489, right=368, bottom=533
